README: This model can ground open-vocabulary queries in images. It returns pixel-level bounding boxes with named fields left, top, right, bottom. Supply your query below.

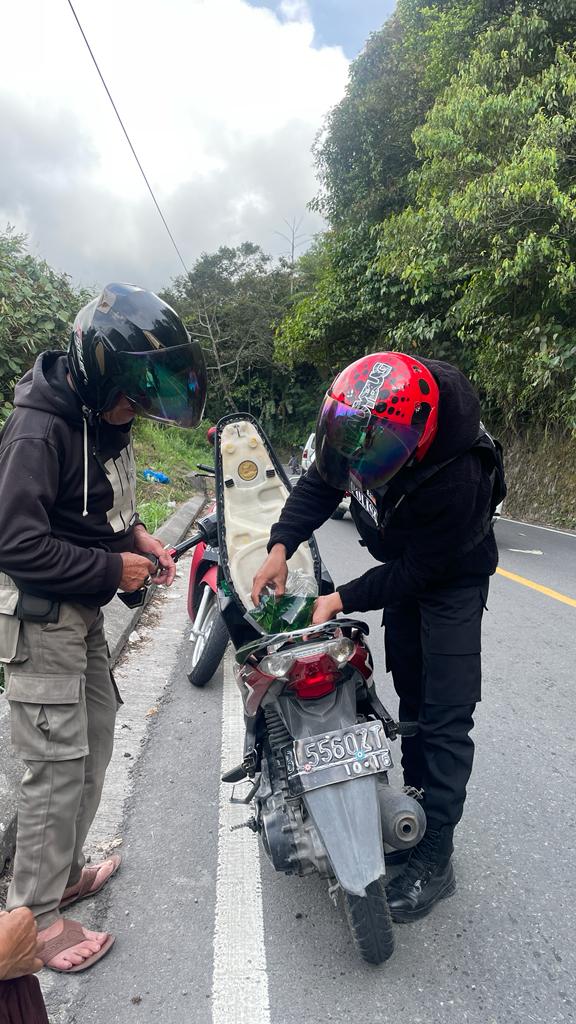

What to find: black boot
left=385, top=825, right=456, bottom=922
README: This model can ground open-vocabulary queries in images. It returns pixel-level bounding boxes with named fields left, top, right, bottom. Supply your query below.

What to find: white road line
left=508, top=548, right=543, bottom=555
left=212, top=655, right=270, bottom=1024
left=499, top=517, right=576, bottom=539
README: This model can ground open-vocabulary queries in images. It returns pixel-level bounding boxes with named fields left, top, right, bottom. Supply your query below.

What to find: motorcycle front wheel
left=187, top=585, right=228, bottom=687
left=343, top=878, right=395, bottom=965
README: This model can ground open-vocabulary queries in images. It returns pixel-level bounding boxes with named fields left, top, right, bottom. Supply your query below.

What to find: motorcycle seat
left=219, top=419, right=315, bottom=611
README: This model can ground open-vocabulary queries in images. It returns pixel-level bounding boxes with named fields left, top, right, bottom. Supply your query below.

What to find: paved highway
left=44, top=516, right=576, bottom=1024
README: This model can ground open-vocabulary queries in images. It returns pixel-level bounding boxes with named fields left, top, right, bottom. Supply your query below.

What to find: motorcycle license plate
left=284, top=721, right=392, bottom=796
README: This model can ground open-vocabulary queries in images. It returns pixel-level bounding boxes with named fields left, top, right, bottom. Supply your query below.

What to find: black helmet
left=68, top=283, right=207, bottom=427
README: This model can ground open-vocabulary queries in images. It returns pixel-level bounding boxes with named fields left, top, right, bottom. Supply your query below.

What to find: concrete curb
left=0, top=495, right=206, bottom=874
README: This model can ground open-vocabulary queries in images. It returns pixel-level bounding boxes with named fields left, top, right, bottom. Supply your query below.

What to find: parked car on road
left=301, top=432, right=316, bottom=473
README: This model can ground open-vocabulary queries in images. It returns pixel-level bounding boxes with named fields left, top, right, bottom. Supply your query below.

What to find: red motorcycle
left=186, top=433, right=228, bottom=687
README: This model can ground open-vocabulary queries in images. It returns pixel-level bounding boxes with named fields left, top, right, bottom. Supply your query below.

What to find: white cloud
left=279, top=0, right=312, bottom=22
left=0, top=0, right=349, bottom=290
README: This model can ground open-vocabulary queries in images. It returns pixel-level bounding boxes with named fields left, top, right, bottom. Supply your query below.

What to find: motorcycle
left=211, top=413, right=426, bottom=966
left=185, top=452, right=229, bottom=688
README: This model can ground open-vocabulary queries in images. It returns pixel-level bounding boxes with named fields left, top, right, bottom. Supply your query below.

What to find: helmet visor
left=315, top=395, right=422, bottom=492
left=113, top=342, right=207, bottom=428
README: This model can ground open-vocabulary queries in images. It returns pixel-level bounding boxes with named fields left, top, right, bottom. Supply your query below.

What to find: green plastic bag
left=250, top=593, right=316, bottom=633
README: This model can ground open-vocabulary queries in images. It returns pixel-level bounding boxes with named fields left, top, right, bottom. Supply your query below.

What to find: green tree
left=0, top=228, right=88, bottom=422
left=280, top=1, right=576, bottom=432
left=378, top=5, right=576, bottom=427
left=312, top=0, right=531, bottom=228
left=163, top=243, right=322, bottom=441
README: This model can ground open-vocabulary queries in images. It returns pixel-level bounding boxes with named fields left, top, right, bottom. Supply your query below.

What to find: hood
left=419, top=358, right=481, bottom=464
left=14, top=351, right=92, bottom=519
left=14, top=351, right=84, bottom=426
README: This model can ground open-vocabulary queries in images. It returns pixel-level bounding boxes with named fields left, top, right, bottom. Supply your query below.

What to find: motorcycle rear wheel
left=187, top=586, right=228, bottom=687
left=343, top=877, right=395, bottom=965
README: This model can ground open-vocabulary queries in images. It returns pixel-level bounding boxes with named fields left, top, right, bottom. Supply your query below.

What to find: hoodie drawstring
left=82, top=414, right=89, bottom=517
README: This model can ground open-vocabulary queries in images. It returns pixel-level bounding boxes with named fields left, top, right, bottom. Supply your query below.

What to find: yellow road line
left=496, top=567, right=576, bottom=608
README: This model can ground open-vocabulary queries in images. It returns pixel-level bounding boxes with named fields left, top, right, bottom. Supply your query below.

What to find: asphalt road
left=45, top=516, right=575, bottom=1024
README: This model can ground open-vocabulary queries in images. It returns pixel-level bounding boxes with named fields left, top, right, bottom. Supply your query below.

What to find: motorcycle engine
left=257, top=708, right=331, bottom=879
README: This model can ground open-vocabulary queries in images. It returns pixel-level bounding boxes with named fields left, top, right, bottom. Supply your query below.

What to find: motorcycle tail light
left=259, top=638, right=354, bottom=681
left=287, top=654, right=338, bottom=699
left=259, top=651, right=296, bottom=677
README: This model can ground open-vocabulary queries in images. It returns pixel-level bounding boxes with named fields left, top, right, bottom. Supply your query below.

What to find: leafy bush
left=0, top=228, right=89, bottom=423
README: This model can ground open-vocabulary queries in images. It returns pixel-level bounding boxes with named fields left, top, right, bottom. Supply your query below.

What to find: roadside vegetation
left=133, top=420, right=212, bottom=533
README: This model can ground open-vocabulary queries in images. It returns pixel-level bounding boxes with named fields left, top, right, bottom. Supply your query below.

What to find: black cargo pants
left=383, top=581, right=489, bottom=830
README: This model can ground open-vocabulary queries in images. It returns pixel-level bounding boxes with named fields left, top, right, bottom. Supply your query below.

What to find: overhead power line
left=66, top=0, right=191, bottom=278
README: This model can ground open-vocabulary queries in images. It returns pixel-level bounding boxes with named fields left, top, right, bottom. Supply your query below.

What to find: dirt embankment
left=501, top=430, right=576, bottom=530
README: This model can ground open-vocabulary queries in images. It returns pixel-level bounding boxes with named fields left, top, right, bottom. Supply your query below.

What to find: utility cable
left=65, top=0, right=191, bottom=278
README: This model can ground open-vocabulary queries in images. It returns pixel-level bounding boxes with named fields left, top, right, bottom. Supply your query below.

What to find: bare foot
left=62, top=856, right=119, bottom=903
left=38, top=919, right=109, bottom=971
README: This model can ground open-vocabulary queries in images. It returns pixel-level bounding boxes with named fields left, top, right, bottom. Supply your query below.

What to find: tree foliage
left=0, top=229, right=88, bottom=422
left=378, top=7, right=576, bottom=426
left=162, top=243, right=322, bottom=442
left=280, top=0, right=576, bottom=432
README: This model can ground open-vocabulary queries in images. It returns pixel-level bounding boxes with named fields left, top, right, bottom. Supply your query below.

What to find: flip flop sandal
left=59, top=853, right=122, bottom=910
left=40, top=919, right=116, bottom=974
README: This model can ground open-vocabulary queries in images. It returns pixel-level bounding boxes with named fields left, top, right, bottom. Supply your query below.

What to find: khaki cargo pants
left=0, top=575, right=117, bottom=928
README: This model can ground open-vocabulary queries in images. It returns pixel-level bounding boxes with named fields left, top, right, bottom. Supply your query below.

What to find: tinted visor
left=315, top=395, right=422, bottom=491
left=113, top=341, right=206, bottom=428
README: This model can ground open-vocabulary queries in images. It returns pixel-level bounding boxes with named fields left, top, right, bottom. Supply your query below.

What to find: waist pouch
left=16, top=592, right=60, bottom=624
left=0, top=574, right=24, bottom=663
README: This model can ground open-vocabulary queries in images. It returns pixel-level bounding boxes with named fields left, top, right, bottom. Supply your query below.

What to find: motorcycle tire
left=187, top=586, right=229, bottom=688
left=343, top=877, right=395, bottom=965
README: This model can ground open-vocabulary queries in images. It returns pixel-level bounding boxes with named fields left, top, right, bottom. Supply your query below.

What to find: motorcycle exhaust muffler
left=377, top=785, right=426, bottom=850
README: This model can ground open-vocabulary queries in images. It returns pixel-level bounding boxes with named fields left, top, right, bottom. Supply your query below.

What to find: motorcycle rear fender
left=188, top=551, right=218, bottom=618
left=276, top=679, right=386, bottom=896
left=304, top=777, right=385, bottom=896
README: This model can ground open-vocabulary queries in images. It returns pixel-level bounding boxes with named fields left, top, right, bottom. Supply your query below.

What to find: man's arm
left=250, top=464, right=343, bottom=606
left=0, top=438, right=123, bottom=595
left=267, top=464, right=343, bottom=558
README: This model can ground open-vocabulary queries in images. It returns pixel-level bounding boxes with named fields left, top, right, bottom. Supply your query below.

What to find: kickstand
left=328, top=880, right=340, bottom=907
left=230, top=777, right=260, bottom=805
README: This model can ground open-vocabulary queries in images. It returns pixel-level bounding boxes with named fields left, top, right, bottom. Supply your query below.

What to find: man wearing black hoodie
left=0, top=284, right=206, bottom=972
left=251, top=352, right=500, bottom=923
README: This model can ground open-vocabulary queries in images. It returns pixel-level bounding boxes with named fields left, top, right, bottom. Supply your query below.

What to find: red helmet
left=207, top=425, right=217, bottom=446
left=315, top=353, right=439, bottom=492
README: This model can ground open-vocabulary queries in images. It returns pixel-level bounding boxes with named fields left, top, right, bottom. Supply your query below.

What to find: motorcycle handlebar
left=167, top=531, right=206, bottom=561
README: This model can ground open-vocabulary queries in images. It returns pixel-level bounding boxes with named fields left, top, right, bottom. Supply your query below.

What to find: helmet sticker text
left=352, top=362, right=393, bottom=412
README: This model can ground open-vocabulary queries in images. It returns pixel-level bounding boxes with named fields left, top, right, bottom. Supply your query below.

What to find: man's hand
left=251, top=544, right=288, bottom=607
left=133, top=525, right=176, bottom=586
left=312, top=592, right=343, bottom=625
left=119, top=552, right=158, bottom=592
left=0, top=908, right=43, bottom=980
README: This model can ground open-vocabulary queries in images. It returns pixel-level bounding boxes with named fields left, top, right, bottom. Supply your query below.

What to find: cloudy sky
left=1, top=0, right=395, bottom=292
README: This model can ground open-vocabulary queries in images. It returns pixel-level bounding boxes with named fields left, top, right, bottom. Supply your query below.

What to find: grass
left=133, top=419, right=213, bottom=533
